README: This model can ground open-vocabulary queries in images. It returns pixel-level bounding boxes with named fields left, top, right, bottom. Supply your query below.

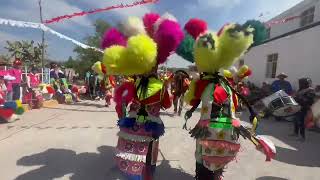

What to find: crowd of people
left=2, top=14, right=319, bottom=180
left=244, top=72, right=320, bottom=142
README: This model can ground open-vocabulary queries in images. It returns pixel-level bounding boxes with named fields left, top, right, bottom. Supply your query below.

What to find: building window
left=266, top=27, right=271, bottom=39
left=239, top=59, right=244, bottom=67
left=300, top=6, right=315, bottom=27
left=266, top=53, right=278, bottom=78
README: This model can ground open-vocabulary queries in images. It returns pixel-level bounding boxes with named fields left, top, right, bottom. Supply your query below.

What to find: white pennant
left=0, top=18, right=103, bottom=53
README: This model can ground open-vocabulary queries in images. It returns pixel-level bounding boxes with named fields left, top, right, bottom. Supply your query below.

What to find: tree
left=64, top=56, right=76, bottom=68
left=5, top=40, right=46, bottom=66
left=73, top=19, right=112, bottom=77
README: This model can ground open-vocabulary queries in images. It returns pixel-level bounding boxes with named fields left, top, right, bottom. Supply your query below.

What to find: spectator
left=271, top=73, right=293, bottom=95
left=27, top=67, right=40, bottom=89
left=290, top=78, right=316, bottom=141
left=261, top=81, right=272, bottom=97
left=0, top=76, right=7, bottom=104
left=8, top=59, right=22, bottom=100
left=315, top=85, right=320, bottom=99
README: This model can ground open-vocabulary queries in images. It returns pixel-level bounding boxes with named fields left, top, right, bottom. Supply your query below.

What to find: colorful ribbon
left=44, top=0, right=159, bottom=24
left=265, top=16, right=301, bottom=27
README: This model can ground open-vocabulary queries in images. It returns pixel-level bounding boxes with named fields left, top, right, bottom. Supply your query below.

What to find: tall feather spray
left=143, top=13, right=160, bottom=37
left=101, top=28, right=127, bottom=49
left=154, top=20, right=184, bottom=64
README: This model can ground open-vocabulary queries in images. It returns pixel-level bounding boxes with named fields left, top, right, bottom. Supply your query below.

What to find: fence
left=2, top=66, right=51, bottom=84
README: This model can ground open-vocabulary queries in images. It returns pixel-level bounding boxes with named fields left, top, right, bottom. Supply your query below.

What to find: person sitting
left=271, top=73, right=293, bottom=95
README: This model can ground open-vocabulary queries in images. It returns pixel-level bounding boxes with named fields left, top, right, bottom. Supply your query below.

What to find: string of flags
left=0, top=18, right=103, bottom=53
left=44, top=0, right=159, bottom=24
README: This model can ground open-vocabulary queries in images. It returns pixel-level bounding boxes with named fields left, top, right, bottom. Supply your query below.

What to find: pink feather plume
left=154, top=20, right=184, bottom=64
left=143, top=13, right=160, bottom=37
left=101, top=28, right=127, bottom=49
left=184, top=18, right=208, bottom=39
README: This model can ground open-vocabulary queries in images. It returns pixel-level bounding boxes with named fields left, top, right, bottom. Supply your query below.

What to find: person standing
left=271, top=73, right=293, bottom=95
left=9, top=59, right=22, bottom=100
left=0, top=76, right=7, bottom=104
left=291, top=78, right=316, bottom=141
left=172, top=70, right=190, bottom=116
left=27, top=67, right=40, bottom=89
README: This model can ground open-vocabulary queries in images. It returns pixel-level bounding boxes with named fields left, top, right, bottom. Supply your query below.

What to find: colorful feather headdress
left=101, top=13, right=184, bottom=76
left=175, top=18, right=269, bottom=73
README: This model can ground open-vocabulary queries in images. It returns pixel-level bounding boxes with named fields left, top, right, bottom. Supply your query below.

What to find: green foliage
left=5, top=40, right=46, bottom=66
left=64, top=56, right=76, bottom=68
left=243, top=20, right=268, bottom=46
left=73, top=19, right=111, bottom=77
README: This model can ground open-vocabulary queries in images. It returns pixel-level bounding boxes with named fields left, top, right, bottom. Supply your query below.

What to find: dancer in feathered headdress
left=178, top=19, right=276, bottom=180
left=91, top=61, right=115, bottom=107
left=102, top=13, right=183, bottom=180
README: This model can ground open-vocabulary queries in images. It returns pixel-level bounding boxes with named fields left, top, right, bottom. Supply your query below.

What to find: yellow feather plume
left=103, top=34, right=157, bottom=76
left=103, top=45, right=126, bottom=75
left=193, top=24, right=254, bottom=73
left=217, top=24, right=254, bottom=69
left=91, top=61, right=103, bottom=75
left=194, top=32, right=219, bottom=73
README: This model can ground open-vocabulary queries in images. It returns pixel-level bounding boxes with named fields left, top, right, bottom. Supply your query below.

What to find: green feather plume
left=176, top=33, right=195, bottom=63
left=243, top=20, right=267, bottom=46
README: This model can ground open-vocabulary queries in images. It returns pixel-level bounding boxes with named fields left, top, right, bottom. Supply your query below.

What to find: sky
left=0, top=0, right=303, bottom=67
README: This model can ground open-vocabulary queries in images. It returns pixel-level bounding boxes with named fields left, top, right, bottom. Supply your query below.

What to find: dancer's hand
left=185, top=110, right=192, bottom=120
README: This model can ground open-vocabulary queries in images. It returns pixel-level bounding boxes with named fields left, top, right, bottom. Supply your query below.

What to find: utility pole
left=39, top=0, right=45, bottom=83
left=38, top=0, right=45, bottom=69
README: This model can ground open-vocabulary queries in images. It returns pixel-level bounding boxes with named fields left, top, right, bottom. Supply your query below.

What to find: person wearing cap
left=8, top=59, right=23, bottom=100
left=271, top=72, right=293, bottom=95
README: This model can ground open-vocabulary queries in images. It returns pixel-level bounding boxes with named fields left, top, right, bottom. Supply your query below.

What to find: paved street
left=0, top=101, right=319, bottom=180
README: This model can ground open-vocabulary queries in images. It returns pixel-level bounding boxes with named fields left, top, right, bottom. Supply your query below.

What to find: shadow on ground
left=43, top=107, right=116, bottom=113
left=256, top=176, right=289, bottom=180
left=74, top=102, right=106, bottom=109
left=15, top=146, right=194, bottom=180
left=248, top=111, right=320, bottom=167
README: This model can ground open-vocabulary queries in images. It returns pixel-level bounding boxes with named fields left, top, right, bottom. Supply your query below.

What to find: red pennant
left=44, top=0, right=159, bottom=24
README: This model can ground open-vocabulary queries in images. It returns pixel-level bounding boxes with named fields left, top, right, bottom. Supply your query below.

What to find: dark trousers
left=195, top=163, right=223, bottom=180
left=294, top=110, right=307, bottom=138
left=12, top=84, right=21, bottom=100
left=173, top=93, right=184, bottom=115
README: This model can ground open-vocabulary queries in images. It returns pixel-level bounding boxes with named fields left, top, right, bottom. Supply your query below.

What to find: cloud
left=199, top=0, right=242, bottom=8
left=0, top=0, right=92, bottom=32
left=0, top=0, right=305, bottom=63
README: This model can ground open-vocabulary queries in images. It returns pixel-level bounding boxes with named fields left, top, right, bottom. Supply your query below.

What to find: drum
left=262, top=90, right=301, bottom=117
left=312, top=99, right=320, bottom=128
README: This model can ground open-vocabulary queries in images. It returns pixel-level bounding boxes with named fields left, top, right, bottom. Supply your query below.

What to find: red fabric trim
left=194, top=80, right=211, bottom=99
left=214, top=85, right=228, bottom=104
left=161, top=90, right=172, bottom=109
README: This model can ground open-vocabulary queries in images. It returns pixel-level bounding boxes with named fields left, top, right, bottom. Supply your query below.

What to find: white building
left=243, top=0, right=320, bottom=90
